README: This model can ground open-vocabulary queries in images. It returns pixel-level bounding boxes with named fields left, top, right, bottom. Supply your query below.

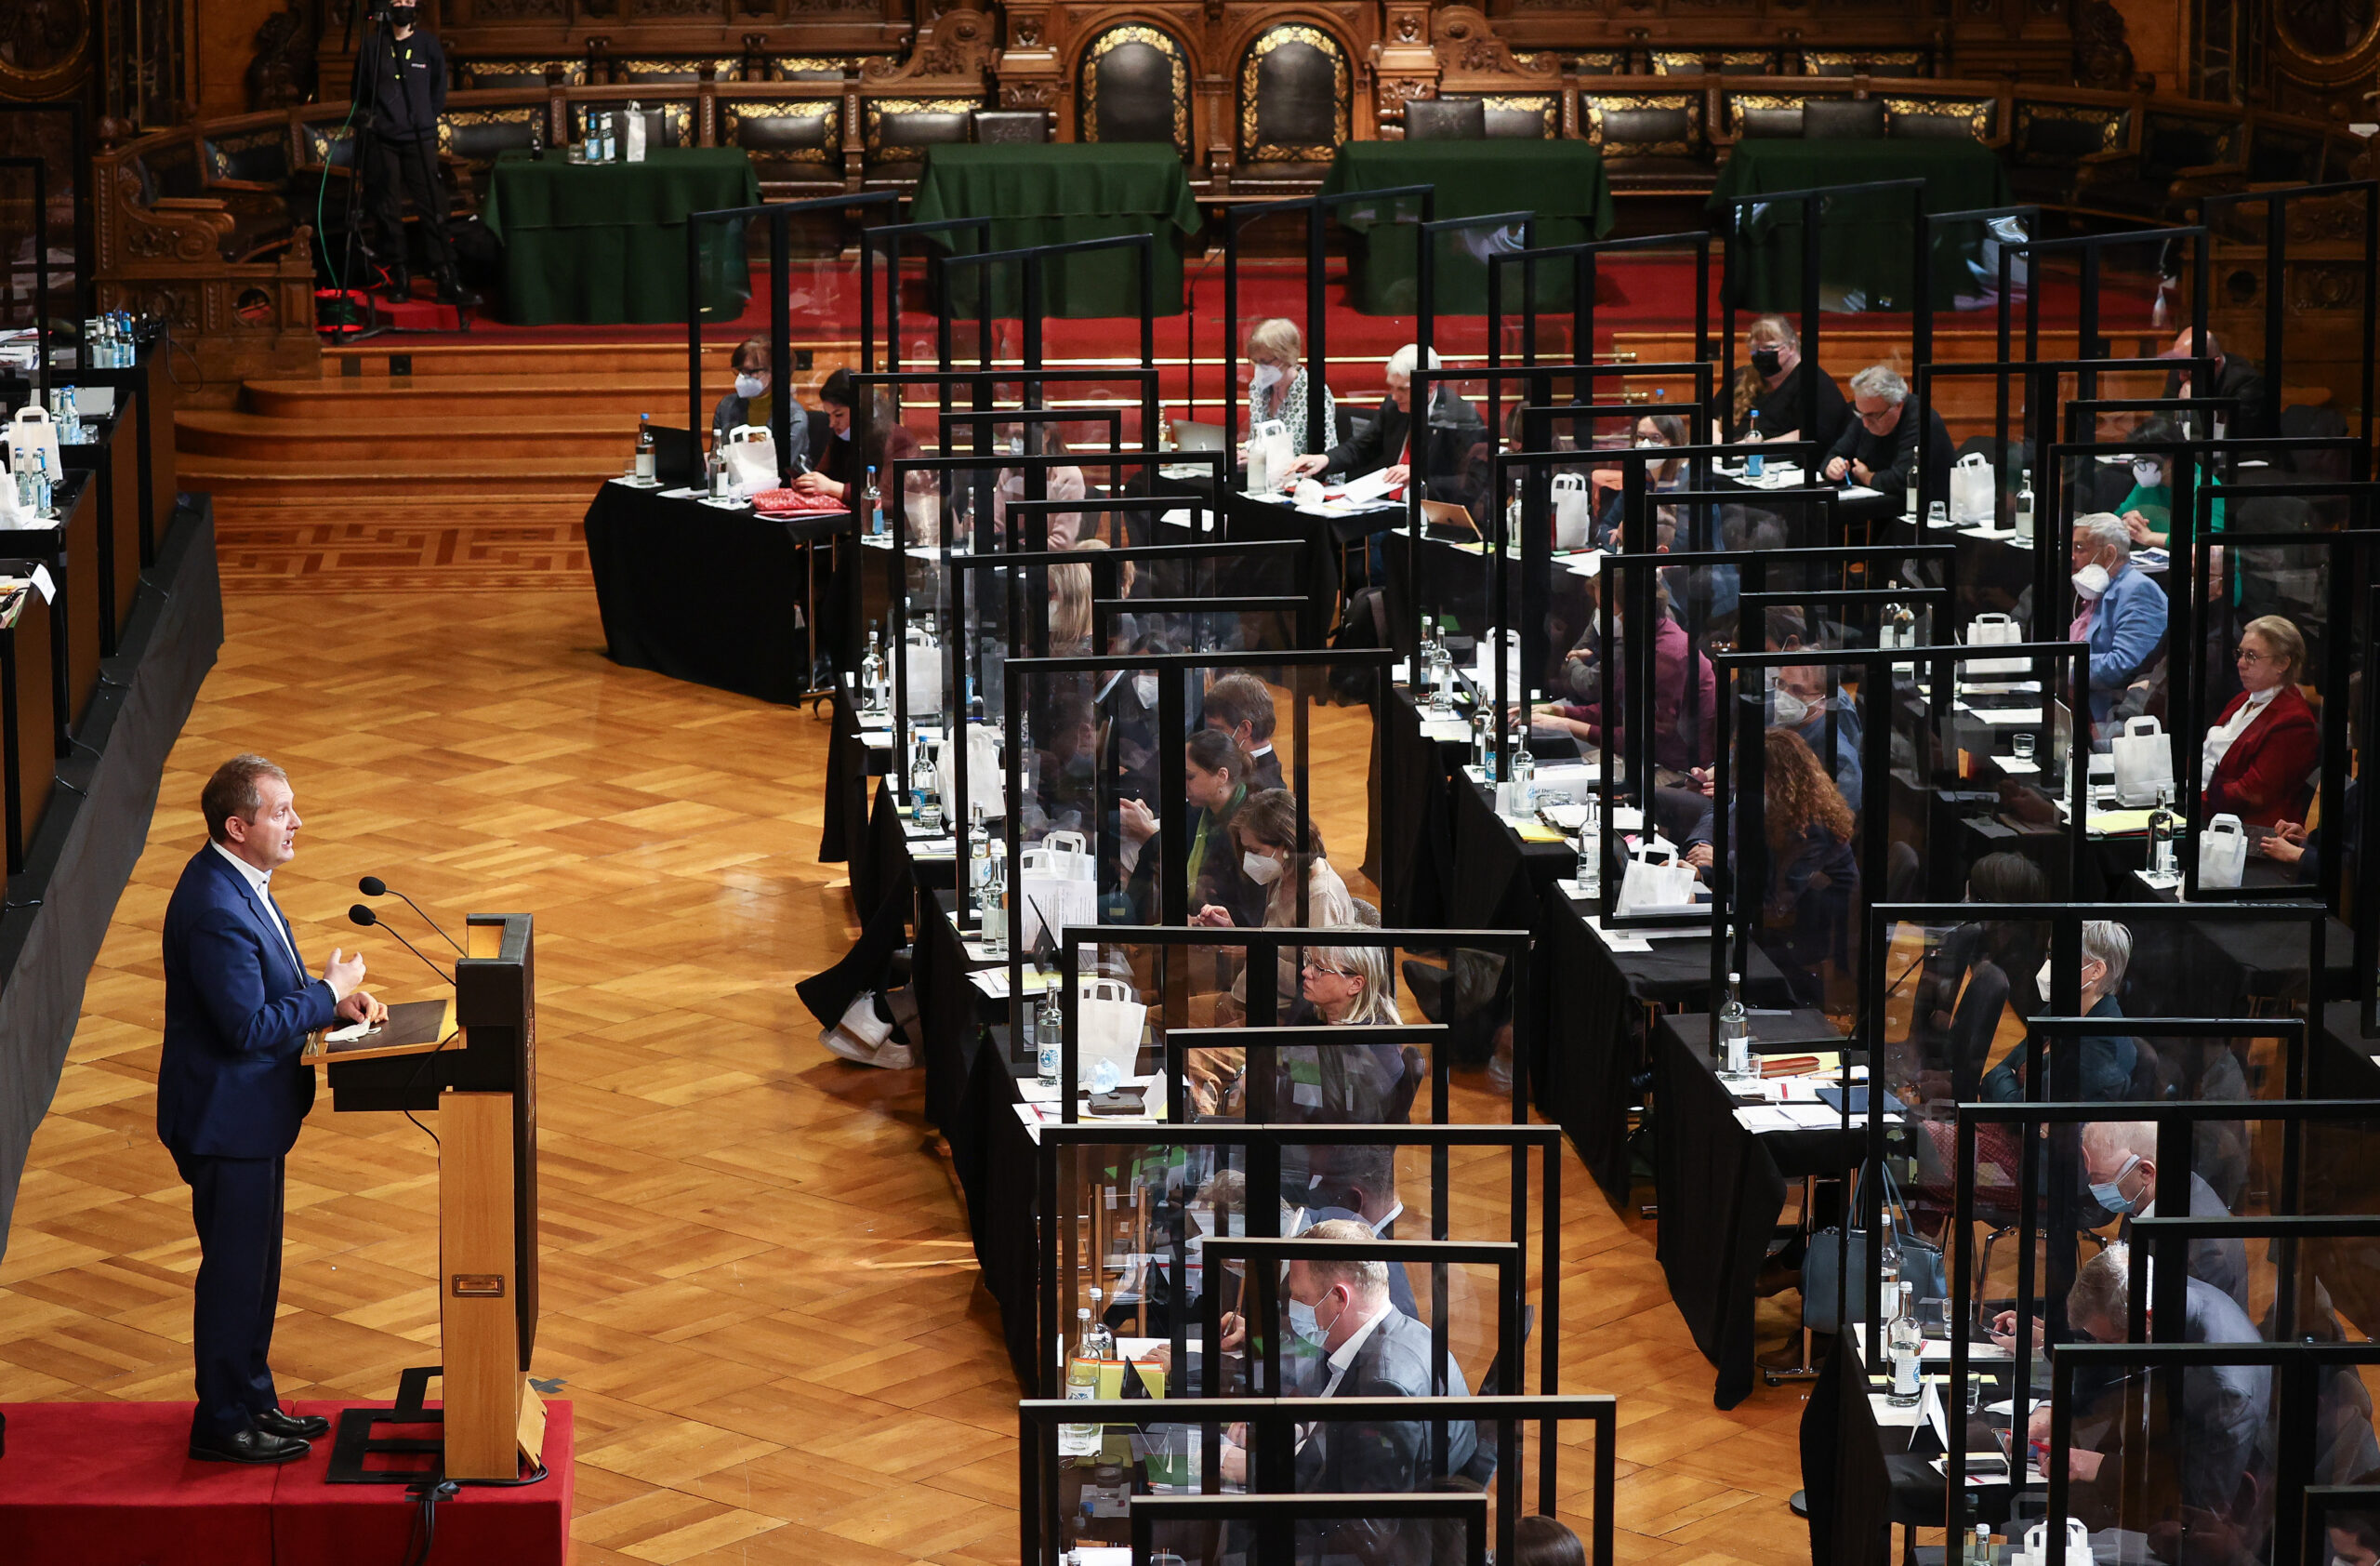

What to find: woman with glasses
left=2202, top=615, right=2319, bottom=829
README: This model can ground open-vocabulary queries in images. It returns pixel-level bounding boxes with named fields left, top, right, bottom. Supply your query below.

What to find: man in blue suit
left=161, top=754, right=384, bottom=1463
left=2069, top=511, right=2168, bottom=735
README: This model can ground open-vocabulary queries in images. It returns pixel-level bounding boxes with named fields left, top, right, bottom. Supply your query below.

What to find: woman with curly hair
left=1686, top=726, right=1859, bottom=1007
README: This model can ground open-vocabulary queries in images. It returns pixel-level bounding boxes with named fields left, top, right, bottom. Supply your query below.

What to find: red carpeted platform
left=0, top=1399, right=571, bottom=1566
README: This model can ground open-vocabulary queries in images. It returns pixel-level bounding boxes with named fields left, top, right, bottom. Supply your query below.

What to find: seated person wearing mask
left=2082, top=1119, right=2249, bottom=1313
left=2162, top=326, right=2275, bottom=443
left=1821, top=365, right=1953, bottom=499
left=2069, top=511, right=2169, bottom=733
left=2115, top=422, right=2225, bottom=550
left=1517, top=573, right=1716, bottom=783
left=1214, top=1222, right=1477, bottom=1494
left=1283, top=344, right=1486, bottom=502
left=1725, top=313, right=1850, bottom=452
left=1203, top=672, right=1285, bottom=793
left=991, top=422, right=1087, bottom=548
left=1117, top=728, right=1260, bottom=926
left=1983, top=919, right=2146, bottom=1103
left=1589, top=413, right=1689, bottom=549
left=1197, top=789, right=1354, bottom=932
left=711, top=335, right=811, bottom=472
left=791, top=366, right=858, bottom=499
left=2003, top=1242, right=2268, bottom=1533
left=1244, top=317, right=1337, bottom=457
left=1911, top=851, right=2049, bottom=1101
left=2203, top=615, right=2319, bottom=829
left=1768, top=656, right=1863, bottom=815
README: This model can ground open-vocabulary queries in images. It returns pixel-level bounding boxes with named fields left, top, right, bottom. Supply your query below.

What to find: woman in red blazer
left=2202, top=616, right=2320, bottom=828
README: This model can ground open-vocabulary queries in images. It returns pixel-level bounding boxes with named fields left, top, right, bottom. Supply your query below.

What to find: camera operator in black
left=351, top=1, right=479, bottom=307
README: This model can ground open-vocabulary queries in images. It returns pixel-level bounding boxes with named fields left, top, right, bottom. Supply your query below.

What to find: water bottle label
left=1893, top=1353, right=1920, bottom=1395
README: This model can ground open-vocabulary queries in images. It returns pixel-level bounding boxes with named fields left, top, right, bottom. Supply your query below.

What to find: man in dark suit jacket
left=2162, top=327, right=2275, bottom=442
left=1284, top=343, right=1487, bottom=504
left=161, top=755, right=384, bottom=1463
left=1282, top=1221, right=1478, bottom=1562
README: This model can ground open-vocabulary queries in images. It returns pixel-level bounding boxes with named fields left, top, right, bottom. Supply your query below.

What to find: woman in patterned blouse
left=1245, top=317, right=1339, bottom=458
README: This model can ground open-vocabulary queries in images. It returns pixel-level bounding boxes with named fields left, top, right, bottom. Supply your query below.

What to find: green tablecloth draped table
left=481, top=147, right=761, bottom=326
left=906, top=144, right=1204, bottom=319
left=1318, top=141, right=1616, bottom=317
left=1708, top=139, right=2013, bottom=314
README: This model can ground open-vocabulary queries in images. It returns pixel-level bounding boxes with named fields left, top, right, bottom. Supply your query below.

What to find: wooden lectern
left=318, top=912, right=543, bottom=1480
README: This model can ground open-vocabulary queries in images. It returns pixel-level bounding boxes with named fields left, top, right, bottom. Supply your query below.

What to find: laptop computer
left=1170, top=418, right=1227, bottom=452
left=648, top=424, right=704, bottom=489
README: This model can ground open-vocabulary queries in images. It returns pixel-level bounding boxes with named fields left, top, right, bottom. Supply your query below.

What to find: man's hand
left=1219, top=1311, right=1248, bottom=1354
left=1118, top=796, right=1157, bottom=846
left=335, top=989, right=389, bottom=1027
left=1220, top=1437, right=1249, bottom=1485
left=1690, top=765, right=1716, bottom=798
left=1382, top=463, right=1410, bottom=488
left=1192, top=904, right=1235, bottom=928
left=2122, top=510, right=2159, bottom=546
left=1824, top=456, right=1850, bottom=482
left=1850, top=459, right=1874, bottom=486
left=1684, top=843, right=1713, bottom=869
left=324, top=948, right=366, bottom=1002
left=1285, top=455, right=1329, bottom=481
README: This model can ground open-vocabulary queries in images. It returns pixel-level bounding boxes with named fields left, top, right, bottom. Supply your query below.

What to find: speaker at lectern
left=311, top=911, right=542, bottom=1481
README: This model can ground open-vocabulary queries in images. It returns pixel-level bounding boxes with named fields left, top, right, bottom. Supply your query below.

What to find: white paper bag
left=1616, top=837, right=1699, bottom=916
left=936, top=723, right=1003, bottom=821
left=7, top=405, right=61, bottom=479
left=1020, top=829, right=1098, bottom=950
left=721, top=423, right=778, bottom=493
left=1950, top=450, right=1995, bottom=524
left=1963, top=610, right=2029, bottom=674
left=1551, top=471, right=1593, bottom=551
left=2198, top=812, right=2247, bottom=889
left=1247, top=418, right=1293, bottom=493
left=902, top=634, right=944, bottom=715
left=623, top=107, right=649, bottom=163
left=1073, top=975, right=1148, bottom=1086
left=2110, top=715, right=2175, bottom=807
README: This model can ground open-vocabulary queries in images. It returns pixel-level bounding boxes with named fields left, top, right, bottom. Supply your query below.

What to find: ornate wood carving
left=864, top=7, right=993, bottom=81
left=1434, top=6, right=1557, bottom=79
left=2070, top=0, right=2136, bottom=90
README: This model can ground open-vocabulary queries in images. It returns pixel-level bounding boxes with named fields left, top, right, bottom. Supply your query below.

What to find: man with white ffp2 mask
left=2067, top=511, right=2168, bottom=733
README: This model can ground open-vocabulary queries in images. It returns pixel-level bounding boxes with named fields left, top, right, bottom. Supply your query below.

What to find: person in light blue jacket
left=2068, top=511, right=2167, bottom=734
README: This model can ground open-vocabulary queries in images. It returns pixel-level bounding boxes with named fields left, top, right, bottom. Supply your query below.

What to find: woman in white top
left=1195, top=788, right=1354, bottom=930
left=1245, top=318, right=1338, bottom=458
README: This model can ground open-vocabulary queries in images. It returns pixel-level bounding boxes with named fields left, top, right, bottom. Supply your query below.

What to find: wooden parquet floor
left=3, top=581, right=1822, bottom=1566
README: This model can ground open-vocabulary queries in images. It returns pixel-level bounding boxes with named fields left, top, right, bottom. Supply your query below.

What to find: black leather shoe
left=381, top=268, right=413, bottom=304
left=190, top=1425, right=311, bottom=1464
left=256, top=1407, right=332, bottom=1439
left=433, top=270, right=483, bottom=310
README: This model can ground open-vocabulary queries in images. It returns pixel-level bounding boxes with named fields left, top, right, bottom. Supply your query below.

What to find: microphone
left=350, top=904, right=455, bottom=986
left=358, top=875, right=466, bottom=954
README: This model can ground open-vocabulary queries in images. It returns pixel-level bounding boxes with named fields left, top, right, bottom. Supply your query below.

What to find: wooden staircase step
left=239, top=377, right=749, bottom=420
left=178, top=409, right=638, bottom=461
left=323, top=339, right=859, bottom=379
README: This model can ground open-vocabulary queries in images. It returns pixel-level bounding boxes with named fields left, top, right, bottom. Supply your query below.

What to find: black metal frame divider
left=2362, top=581, right=2380, bottom=1042
left=860, top=213, right=995, bottom=384
left=1130, top=1491, right=1491, bottom=1566
left=1032, top=1120, right=1560, bottom=1396
left=2045, top=1340, right=2380, bottom=1566
left=2173, top=490, right=2376, bottom=904
left=2126, top=1209, right=2380, bottom=1353
left=934, top=537, right=1312, bottom=923
left=2199, top=179, right=2378, bottom=452
left=997, top=648, right=1398, bottom=1031
left=1717, top=180, right=1936, bottom=504
left=879, top=443, right=1216, bottom=768
left=1198, top=1235, right=1524, bottom=1480
left=1889, top=900, right=2331, bottom=1402
left=1002, top=496, right=1223, bottom=554
left=1587, top=537, right=1950, bottom=932
left=681, top=190, right=899, bottom=469
left=0, top=101, right=91, bottom=339
left=2305, top=1487, right=2380, bottom=1566
left=1016, top=1394, right=1619, bottom=1565
left=2062, top=395, right=2235, bottom=441
left=1494, top=232, right=1715, bottom=394
left=1943, top=1020, right=2323, bottom=1441
left=1056, top=926, right=1534, bottom=1119
left=1163, top=1022, right=1462, bottom=1126
left=2036, top=431, right=2366, bottom=764
left=1219, top=185, right=1436, bottom=462
left=932, top=234, right=1157, bottom=438
left=1998, top=226, right=2208, bottom=374
left=0, top=158, right=51, bottom=398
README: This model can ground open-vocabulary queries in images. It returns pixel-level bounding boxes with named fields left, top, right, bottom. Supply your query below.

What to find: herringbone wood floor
left=3, top=582, right=1819, bottom=1565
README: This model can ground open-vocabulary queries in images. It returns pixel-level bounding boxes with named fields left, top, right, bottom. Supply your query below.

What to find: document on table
left=1968, top=708, right=2045, bottom=725
left=1582, top=912, right=1705, bottom=944
left=1991, top=755, right=2042, bottom=776
left=1330, top=469, right=1404, bottom=507
left=1419, top=719, right=1472, bottom=743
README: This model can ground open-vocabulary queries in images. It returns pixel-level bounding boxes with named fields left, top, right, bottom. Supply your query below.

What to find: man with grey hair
left=1822, top=364, right=1952, bottom=499
left=1984, top=918, right=2144, bottom=1102
left=2081, top=1120, right=2248, bottom=1311
left=1285, top=342, right=1485, bottom=507
left=2016, top=1242, right=2268, bottom=1525
left=2069, top=509, right=2168, bottom=729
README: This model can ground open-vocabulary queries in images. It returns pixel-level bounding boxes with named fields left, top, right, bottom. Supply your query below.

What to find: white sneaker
left=819, top=1026, right=878, bottom=1064
left=874, top=1040, right=917, bottom=1070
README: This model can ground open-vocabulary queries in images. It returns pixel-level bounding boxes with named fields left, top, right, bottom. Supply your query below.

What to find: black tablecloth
left=821, top=679, right=891, bottom=866
left=1801, top=1341, right=1897, bottom=1566
left=584, top=482, right=848, bottom=703
left=1653, top=1009, right=1859, bottom=1409
left=1372, top=686, right=1463, bottom=925
left=1546, top=891, right=1796, bottom=1209
left=1448, top=771, right=1574, bottom=932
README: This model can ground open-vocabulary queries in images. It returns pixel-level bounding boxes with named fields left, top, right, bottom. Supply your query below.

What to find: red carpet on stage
left=0, top=1400, right=572, bottom=1566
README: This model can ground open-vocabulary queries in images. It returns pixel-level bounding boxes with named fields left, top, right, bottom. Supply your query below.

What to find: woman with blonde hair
left=1048, top=558, right=1093, bottom=655
left=1724, top=314, right=1849, bottom=451
left=1245, top=317, right=1338, bottom=457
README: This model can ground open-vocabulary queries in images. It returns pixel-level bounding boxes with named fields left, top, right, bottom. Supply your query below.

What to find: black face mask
left=388, top=3, right=416, bottom=20
left=1751, top=349, right=1782, bottom=377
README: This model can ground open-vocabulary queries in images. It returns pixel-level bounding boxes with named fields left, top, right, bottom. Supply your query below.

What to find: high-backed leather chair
left=1239, top=24, right=1351, bottom=169
left=2008, top=96, right=2135, bottom=207
left=971, top=109, right=1051, bottom=144
left=865, top=100, right=975, bottom=179
left=721, top=99, right=841, bottom=181
left=1582, top=92, right=1712, bottom=194
left=1803, top=98, right=1886, bottom=139
left=1405, top=98, right=1487, bottom=140
left=1078, top=24, right=1190, bottom=156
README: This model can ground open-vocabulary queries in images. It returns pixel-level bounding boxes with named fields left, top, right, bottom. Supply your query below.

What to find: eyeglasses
left=1302, top=962, right=1358, bottom=977
left=2232, top=645, right=2273, bottom=665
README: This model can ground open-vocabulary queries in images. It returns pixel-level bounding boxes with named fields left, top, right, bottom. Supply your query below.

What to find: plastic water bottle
left=982, top=837, right=1009, bottom=960
left=32, top=452, right=52, bottom=517
left=909, top=732, right=943, bottom=835
left=859, top=630, right=884, bottom=713
left=1886, top=1282, right=1924, bottom=1407
left=2149, top=784, right=2178, bottom=879
left=1036, top=969, right=1064, bottom=1086
left=1743, top=408, right=1763, bottom=480
left=1719, top=970, right=1753, bottom=1082
left=1510, top=730, right=1536, bottom=819
left=866, top=467, right=885, bottom=537
left=635, top=413, right=655, bottom=482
